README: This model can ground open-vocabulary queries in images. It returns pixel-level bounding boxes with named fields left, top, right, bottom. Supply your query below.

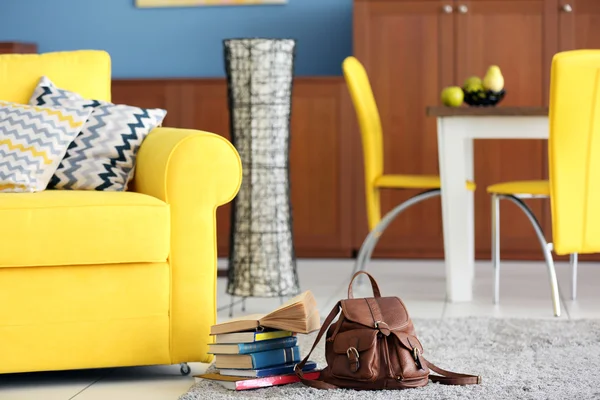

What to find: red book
left=194, top=371, right=321, bottom=391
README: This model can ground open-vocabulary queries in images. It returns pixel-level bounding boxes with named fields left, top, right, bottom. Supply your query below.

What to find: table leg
left=437, top=118, right=475, bottom=302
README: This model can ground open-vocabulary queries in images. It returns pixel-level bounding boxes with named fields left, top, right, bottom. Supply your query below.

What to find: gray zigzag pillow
left=28, top=76, right=167, bottom=191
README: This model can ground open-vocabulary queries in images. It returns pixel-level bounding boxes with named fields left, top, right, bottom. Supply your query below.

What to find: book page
left=258, top=290, right=320, bottom=333
left=211, top=290, right=320, bottom=335
left=267, top=291, right=311, bottom=314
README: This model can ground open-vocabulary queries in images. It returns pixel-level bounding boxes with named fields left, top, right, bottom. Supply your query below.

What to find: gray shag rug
left=180, top=318, right=600, bottom=400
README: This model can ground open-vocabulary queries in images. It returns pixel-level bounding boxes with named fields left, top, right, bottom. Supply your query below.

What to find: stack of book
left=196, top=291, right=322, bottom=391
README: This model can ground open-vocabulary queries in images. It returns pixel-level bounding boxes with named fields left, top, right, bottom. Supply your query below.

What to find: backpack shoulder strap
left=423, top=358, right=482, bottom=385
left=294, top=301, right=341, bottom=390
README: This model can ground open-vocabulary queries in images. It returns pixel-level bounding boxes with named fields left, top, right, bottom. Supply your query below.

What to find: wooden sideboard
left=352, top=0, right=600, bottom=261
left=0, top=42, right=37, bottom=54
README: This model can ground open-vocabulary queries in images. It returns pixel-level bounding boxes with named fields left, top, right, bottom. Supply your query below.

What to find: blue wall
left=0, top=0, right=352, bottom=78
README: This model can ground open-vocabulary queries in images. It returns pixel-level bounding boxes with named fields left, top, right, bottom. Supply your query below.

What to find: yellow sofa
left=0, top=50, right=242, bottom=374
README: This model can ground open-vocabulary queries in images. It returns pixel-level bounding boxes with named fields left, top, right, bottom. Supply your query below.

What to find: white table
left=428, top=106, right=549, bottom=302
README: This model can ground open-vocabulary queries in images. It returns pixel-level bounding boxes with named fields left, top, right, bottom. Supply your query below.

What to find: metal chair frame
left=352, top=187, right=579, bottom=318
left=351, top=189, right=441, bottom=278
left=491, top=193, right=579, bottom=318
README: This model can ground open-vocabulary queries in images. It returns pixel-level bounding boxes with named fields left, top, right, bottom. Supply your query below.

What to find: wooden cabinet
left=353, top=0, right=596, bottom=260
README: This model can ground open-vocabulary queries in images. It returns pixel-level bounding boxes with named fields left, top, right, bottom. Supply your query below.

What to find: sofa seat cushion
left=0, top=191, right=170, bottom=268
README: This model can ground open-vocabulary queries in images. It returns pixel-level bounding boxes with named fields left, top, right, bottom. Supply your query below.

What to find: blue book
left=208, top=336, right=298, bottom=355
left=215, top=346, right=301, bottom=370
left=219, top=360, right=318, bottom=378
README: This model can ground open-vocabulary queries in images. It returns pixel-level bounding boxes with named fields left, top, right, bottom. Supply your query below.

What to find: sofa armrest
left=134, top=127, right=242, bottom=363
left=134, top=127, right=242, bottom=208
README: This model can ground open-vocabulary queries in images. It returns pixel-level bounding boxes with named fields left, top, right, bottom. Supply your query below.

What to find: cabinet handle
left=562, top=4, right=573, bottom=12
left=457, top=5, right=468, bottom=14
left=442, top=4, right=453, bottom=13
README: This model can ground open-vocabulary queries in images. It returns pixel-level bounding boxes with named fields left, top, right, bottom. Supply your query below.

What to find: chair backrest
left=342, top=56, right=384, bottom=230
left=0, top=50, right=111, bottom=104
left=549, top=49, right=600, bottom=255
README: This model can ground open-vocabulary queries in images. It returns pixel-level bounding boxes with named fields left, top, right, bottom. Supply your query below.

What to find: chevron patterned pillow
left=0, top=100, right=93, bottom=193
left=29, top=76, right=167, bottom=191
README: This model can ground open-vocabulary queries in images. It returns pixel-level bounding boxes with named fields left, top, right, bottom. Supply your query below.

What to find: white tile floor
left=2, top=258, right=599, bottom=399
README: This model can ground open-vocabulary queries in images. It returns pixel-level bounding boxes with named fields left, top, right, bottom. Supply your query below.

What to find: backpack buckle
left=413, top=347, right=424, bottom=370
left=346, top=347, right=360, bottom=372
left=374, top=320, right=391, bottom=336
left=346, top=346, right=359, bottom=359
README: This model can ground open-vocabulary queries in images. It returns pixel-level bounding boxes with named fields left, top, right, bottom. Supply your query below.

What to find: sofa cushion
left=0, top=191, right=170, bottom=268
left=0, top=101, right=93, bottom=193
left=29, top=76, right=167, bottom=191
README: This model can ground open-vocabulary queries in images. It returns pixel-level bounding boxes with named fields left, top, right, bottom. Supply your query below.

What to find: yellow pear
left=483, top=65, right=504, bottom=92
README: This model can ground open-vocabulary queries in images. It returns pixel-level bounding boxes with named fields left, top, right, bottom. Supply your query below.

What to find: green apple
left=463, top=76, right=482, bottom=89
left=463, top=76, right=484, bottom=94
left=441, top=86, right=464, bottom=107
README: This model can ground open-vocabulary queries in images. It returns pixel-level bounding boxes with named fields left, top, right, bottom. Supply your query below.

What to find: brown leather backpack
left=295, top=271, right=481, bottom=390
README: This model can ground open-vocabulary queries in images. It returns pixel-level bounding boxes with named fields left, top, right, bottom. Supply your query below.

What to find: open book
left=210, top=291, right=320, bottom=335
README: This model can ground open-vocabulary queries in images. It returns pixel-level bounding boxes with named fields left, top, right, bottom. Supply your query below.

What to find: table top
left=426, top=106, right=549, bottom=117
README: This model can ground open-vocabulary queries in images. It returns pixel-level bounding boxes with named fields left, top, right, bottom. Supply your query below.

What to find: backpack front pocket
left=328, top=328, right=380, bottom=382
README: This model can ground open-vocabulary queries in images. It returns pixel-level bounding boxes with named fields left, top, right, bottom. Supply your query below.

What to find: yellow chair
left=487, top=50, right=600, bottom=317
left=0, top=51, right=242, bottom=374
left=550, top=50, right=600, bottom=267
left=342, top=56, right=475, bottom=276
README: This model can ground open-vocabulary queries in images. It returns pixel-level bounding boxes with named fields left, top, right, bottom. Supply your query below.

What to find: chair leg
left=352, top=189, right=441, bottom=284
left=501, top=195, right=561, bottom=317
left=491, top=194, right=501, bottom=304
left=570, top=253, right=578, bottom=300
left=541, top=243, right=561, bottom=317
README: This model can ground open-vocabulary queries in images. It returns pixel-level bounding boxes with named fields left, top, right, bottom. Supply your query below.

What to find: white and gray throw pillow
left=29, top=76, right=167, bottom=191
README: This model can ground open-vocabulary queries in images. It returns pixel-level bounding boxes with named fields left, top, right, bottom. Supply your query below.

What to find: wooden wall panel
left=112, top=77, right=353, bottom=259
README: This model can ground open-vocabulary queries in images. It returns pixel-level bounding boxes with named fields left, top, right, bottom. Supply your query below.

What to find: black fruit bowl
left=463, top=89, right=506, bottom=107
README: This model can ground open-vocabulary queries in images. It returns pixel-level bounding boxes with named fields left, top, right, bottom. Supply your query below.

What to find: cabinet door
left=558, top=0, right=600, bottom=51
left=288, top=79, right=354, bottom=258
left=353, top=0, right=455, bottom=259
left=455, top=0, right=557, bottom=260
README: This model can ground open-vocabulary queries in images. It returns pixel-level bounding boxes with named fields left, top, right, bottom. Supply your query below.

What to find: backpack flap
left=340, top=296, right=411, bottom=332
